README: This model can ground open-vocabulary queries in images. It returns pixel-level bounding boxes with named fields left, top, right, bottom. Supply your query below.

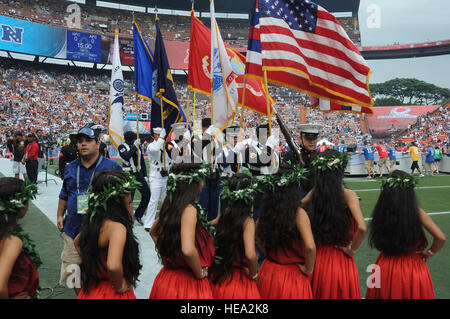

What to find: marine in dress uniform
left=118, top=131, right=150, bottom=225
left=197, top=118, right=223, bottom=221
left=298, top=123, right=324, bottom=199
left=239, top=123, right=280, bottom=220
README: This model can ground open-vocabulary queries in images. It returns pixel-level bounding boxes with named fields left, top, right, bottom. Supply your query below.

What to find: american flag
left=246, top=0, right=374, bottom=109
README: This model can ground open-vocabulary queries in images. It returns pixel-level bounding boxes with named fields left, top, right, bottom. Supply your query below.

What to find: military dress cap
left=153, top=127, right=164, bottom=135
left=299, top=123, right=323, bottom=138
left=225, top=125, right=240, bottom=137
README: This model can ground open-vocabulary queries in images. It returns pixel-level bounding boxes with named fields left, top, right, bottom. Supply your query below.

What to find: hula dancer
left=305, top=149, right=367, bottom=299
left=209, top=173, right=260, bottom=299
left=75, top=170, right=142, bottom=299
left=256, top=165, right=316, bottom=299
left=366, top=170, right=446, bottom=299
left=149, top=163, right=215, bottom=299
left=0, top=178, right=40, bottom=299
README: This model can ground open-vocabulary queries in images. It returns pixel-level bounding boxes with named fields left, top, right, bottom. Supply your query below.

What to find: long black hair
left=78, top=170, right=141, bottom=292
left=209, top=173, right=253, bottom=286
left=369, top=170, right=427, bottom=255
left=256, top=167, right=301, bottom=252
left=153, top=162, right=204, bottom=266
left=0, top=177, right=24, bottom=239
left=309, top=149, right=352, bottom=246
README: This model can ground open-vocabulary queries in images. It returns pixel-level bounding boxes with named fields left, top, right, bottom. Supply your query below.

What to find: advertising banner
left=0, top=15, right=66, bottom=58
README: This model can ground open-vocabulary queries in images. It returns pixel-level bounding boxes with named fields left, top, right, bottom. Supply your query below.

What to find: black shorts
left=435, top=158, right=441, bottom=162
left=411, top=161, right=419, bottom=170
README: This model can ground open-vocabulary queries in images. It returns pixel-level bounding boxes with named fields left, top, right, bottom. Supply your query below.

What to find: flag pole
left=193, top=91, right=197, bottom=132
left=237, top=77, right=248, bottom=173
left=155, top=11, right=167, bottom=170
left=186, top=91, right=191, bottom=130
left=263, top=69, right=272, bottom=136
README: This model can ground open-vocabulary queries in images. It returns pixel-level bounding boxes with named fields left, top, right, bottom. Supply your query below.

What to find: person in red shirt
left=375, top=141, right=390, bottom=177
left=318, top=142, right=328, bottom=152
left=21, top=133, right=39, bottom=184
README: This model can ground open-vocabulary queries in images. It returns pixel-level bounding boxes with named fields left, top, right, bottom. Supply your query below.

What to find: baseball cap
left=76, top=127, right=98, bottom=140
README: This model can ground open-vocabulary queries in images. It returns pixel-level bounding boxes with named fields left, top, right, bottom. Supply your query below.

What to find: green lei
left=0, top=179, right=41, bottom=268
left=166, top=164, right=211, bottom=203
left=220, top=178, right=258, bottom=206
left=193, top=200, right=215, bottom=235
left=311, top=152, right=350, bottom=172
left=85, top=172, right=141, bottom=223
left=381, top=173, right=419, bottom=189
left=259, top=164, right=308, bottom=191
left=13, top=225, right=42, bottom=269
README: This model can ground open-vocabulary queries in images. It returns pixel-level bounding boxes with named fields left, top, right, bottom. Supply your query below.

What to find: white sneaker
left=419, top=174, right=425, bottom=177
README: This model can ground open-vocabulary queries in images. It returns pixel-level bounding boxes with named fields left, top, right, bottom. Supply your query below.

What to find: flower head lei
left=381, top=173, right=419, bottom=189
left=220, top=177, right=258, bottom=207
left=311, top=152, right=350, bottom=172
left=259, top=164, right=308, bottom=192
left=0, top=178, right=37, bottom=214
left=86, top=172, right=141, bottom=223
left=166, top=164, right=211, bottom=203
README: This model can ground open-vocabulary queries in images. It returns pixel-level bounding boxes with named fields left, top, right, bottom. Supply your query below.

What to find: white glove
left=233, top=140, right=247, bottom=153
left=183, top=130, right=191, bottom=140
left=205, top=125, right=217, bottom=136
left=159, top=129, right=166, bottom=139
left=133, top=138, right=141, bottom=147
left=266, top=135, right=278, bottom=149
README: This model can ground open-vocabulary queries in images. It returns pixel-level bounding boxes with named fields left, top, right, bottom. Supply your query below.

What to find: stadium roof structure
left=92, top=0, right=360, bottom=16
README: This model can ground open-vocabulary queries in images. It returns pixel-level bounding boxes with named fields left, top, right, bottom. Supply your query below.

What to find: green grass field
left=9, top=161, right=450, bottom=298
left=345, top=175, right=450, bottom=298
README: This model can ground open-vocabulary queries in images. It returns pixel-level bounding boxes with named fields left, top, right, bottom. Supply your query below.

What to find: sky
left=358, top=0, right=450, bottom=89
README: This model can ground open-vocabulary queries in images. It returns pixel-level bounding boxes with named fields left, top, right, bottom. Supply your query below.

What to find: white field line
left=354, top=185, right=450, bottom=192
left=364, top=211, right=450, bottom=221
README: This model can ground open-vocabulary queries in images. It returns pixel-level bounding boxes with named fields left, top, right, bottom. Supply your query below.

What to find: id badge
left=77, top=193, right=89, bottom=215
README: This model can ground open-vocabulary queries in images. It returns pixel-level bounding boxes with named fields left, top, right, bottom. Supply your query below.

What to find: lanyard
left=77, top=155, right=103, bottom=194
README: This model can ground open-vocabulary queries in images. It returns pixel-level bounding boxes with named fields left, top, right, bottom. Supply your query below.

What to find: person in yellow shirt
left=408, top=142, right=424, bottom=177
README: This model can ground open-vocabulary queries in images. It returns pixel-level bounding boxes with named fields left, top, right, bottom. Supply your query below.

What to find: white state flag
left=108, top=30, right=124, bottom=148
left=210, top=0, right=238, bottom=131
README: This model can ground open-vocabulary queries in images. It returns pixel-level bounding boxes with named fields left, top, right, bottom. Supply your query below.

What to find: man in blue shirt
left=360, top=141, right=375, bottom=178
left=424, top=144, right=436, bottom=176
left=56, top=126, right=122, bottom=293
left=336, top=140, right=348, bottom=153
left=387, top=142, right=397, bottom=172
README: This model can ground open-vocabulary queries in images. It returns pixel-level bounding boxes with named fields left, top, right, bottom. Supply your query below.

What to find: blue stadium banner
left=0, top=15, right=66, bottom=57
left=66, top=30, right=101, bottom=62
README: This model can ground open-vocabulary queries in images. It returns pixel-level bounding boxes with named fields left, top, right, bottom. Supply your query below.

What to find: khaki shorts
left=378, top=157, right=390, bottom=168
left=59, top=233, right=82, bottom=287
left=364, top=160, right=374, bottom=170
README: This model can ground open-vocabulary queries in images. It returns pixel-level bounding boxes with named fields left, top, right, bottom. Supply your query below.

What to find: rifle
left=272, top=105, right=305, bottom=166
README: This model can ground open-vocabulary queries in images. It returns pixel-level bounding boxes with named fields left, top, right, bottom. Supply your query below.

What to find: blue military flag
left=132, top=21, right=153, bottom=101
left=152, top=18, right=187, bottom=136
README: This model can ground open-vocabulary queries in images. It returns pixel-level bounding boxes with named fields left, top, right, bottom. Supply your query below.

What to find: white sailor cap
left=171, top=122, right=188, bottom=132
left=153, top=127, right=163, bottom=135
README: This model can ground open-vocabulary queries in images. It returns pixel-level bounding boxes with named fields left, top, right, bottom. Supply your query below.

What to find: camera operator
left=7, top=131, right=27, bottom=180
left=22, top=133, right=39, bottom=184
left=35, top=129, right=47, bottom=172
left=58, top=130, right=78, bottom=179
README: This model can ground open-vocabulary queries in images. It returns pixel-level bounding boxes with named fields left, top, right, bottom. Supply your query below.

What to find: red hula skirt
left=211, top=268, right=261, bottom=299
left=310, top=245, right=361, bottom=299
left=257, top=259, right=313, bottom=299
left=365, top=252, right=435, bottom=299
left=77, top=281, right=136, bottom=299
left=149, top=266, right=213, bottom=299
